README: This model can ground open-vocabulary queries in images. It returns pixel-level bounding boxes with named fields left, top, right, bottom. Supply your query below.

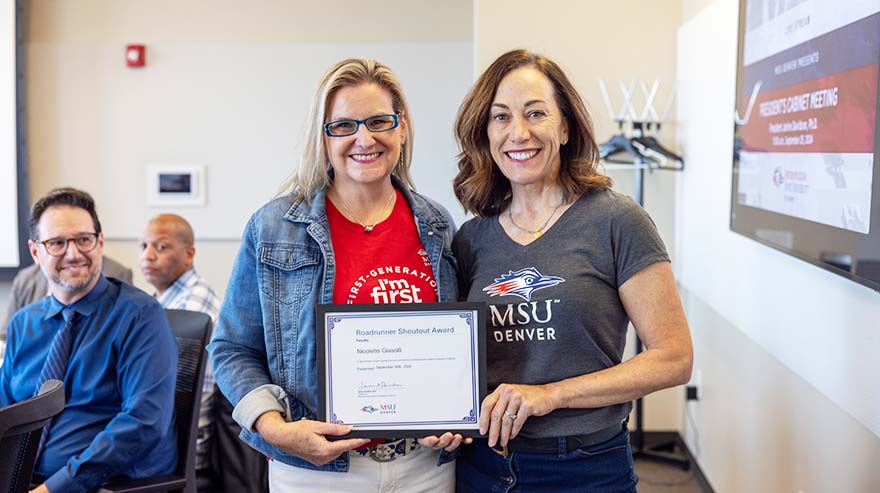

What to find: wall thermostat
left=146, top=164, right=206, bottom=206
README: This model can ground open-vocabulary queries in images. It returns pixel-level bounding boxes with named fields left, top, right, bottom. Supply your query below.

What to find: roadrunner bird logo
left=483, top=267, right=565, bottom=301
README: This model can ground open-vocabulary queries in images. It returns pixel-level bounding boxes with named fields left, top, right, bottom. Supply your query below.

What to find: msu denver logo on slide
left=482, top=267, right=564, bottom=301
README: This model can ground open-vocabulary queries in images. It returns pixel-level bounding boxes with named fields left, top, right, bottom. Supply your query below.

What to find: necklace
left=507, top=197, right=565, bottom=239
left=333, top=189, right=396, bottom=233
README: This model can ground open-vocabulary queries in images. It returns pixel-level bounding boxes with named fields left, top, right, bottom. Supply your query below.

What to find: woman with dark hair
left=209, top=58, right=462, bottom=492
left=452, top=49, right=693, bottom=492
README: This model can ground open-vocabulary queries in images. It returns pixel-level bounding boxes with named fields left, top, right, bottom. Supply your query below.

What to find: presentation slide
left=736, top=0, right=879, bottom=234
left=1, top=0, right=19, bottom=268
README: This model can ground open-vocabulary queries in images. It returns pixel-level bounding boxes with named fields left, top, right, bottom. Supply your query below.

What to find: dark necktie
left=34, top=308, right=78, bottom=459
left=34, top=307, right=79, bottom=395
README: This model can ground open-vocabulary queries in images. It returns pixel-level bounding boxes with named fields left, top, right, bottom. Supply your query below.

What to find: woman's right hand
left=255, top=411, right=371, bottom=466
left=419, top=432, right=473, bottom=452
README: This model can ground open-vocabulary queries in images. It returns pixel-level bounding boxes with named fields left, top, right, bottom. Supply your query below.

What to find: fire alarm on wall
left=126, top=44, right=145, bottom=67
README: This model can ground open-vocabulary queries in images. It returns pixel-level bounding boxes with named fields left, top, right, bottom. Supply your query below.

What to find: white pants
left=267, top=446, right=454, bottom=493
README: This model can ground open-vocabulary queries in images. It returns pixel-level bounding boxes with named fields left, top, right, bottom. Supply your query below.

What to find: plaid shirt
left=155, top=267, right=221, bottom=470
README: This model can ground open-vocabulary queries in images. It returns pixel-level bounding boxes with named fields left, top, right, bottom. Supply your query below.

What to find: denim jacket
left=208, top=179, right=458, bottom=472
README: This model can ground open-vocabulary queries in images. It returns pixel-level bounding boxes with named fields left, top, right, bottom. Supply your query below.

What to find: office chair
left=0, top=379, right=65, bottom=493
left=99, top=309, right=212, bottom=493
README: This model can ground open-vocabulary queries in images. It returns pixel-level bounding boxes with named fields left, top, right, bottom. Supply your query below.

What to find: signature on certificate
left=359, top=380, right=404, bottom=390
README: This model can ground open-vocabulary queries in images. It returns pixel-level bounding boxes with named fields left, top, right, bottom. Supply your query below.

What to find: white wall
left=26, top=42, right=471, bottom=240
left=22, top=0, right=474, bottom=299
left=676, top=0, right=880, bottom=490
left=0, top=0, right=18, bottom=268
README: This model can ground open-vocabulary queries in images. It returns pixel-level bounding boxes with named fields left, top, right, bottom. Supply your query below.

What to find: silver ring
left=503, top=410, right=517, bottom=420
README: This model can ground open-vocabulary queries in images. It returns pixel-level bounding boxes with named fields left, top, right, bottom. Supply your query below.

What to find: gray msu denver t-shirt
left=453, top=188, right=669, bottom=439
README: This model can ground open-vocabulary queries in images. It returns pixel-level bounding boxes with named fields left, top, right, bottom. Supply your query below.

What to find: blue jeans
left=456, top=429, right=638, bottom=493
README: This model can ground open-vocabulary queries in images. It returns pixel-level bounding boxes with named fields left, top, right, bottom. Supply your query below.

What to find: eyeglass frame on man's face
left=323, top=113, right=399, bottom=137
left=38, top=233, right=100, bottom=257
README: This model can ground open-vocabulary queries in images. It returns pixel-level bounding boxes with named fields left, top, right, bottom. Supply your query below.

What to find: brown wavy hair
left=453, top=49, right=611, bottom=217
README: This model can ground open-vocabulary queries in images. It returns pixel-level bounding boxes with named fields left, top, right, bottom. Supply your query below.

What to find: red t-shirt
left=327, top=188, right=438, bottom=305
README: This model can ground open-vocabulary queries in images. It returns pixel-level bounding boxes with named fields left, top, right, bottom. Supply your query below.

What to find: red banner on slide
left=740, top=64, right=878, bottom=153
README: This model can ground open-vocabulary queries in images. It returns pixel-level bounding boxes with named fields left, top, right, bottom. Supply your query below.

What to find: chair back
left=166, top=309, right=212, bottom=493
left=0, top=380, right=65, bottom=493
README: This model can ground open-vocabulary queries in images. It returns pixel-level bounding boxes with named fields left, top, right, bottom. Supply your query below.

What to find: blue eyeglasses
left=324, top=114, right=399, bottom=137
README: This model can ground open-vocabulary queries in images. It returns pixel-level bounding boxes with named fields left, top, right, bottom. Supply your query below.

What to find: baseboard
left=638, top=431, right=715, bottom=493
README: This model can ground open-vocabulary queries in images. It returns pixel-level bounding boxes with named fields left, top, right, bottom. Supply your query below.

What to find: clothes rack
left=599, top=116, right=689, bottom=470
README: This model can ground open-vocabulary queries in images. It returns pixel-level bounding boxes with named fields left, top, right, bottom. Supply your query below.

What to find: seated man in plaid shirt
left=139, top=215, right=221, bottom=475
left=139, top=214, right=268, bottom=493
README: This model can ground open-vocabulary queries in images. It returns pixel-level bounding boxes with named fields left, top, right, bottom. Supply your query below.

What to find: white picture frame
left=146, top=164, right=206, bottom=207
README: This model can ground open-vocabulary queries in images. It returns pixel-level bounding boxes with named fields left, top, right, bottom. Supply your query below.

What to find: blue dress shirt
left=0, top=276, right=178, bottom=493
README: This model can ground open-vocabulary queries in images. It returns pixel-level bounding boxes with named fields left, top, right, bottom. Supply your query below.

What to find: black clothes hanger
left=632, top=135, right=684, bottom=170
left=599, top=121, right=683, bottom=170
left=599, top=133, right=655, bottom=163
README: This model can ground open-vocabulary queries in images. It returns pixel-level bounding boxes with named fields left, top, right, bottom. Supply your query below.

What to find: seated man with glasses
left=0, top=187, right=178, bottom=493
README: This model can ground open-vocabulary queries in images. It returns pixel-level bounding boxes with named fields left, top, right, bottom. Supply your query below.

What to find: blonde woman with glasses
left=209, top=58, right=462, bottom=492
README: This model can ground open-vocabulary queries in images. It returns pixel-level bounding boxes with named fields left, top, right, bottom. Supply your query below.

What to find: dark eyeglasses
left=324, top=114, right=399, bottom=137
left=39, top=233, right=99, bottom=257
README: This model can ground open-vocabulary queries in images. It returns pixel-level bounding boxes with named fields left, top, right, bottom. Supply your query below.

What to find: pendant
left=364, top=225, right=374, bottom=233
left=533, top=231, right=542, bottom=239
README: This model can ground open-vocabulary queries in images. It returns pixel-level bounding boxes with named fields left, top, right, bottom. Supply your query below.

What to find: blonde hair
left=453, top=49, right=610, bottom=217
left=281, top=58, right=415, bottom=200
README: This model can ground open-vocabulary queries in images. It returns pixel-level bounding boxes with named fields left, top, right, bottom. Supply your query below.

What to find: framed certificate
left=316, top=303, right=487, bottom=438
